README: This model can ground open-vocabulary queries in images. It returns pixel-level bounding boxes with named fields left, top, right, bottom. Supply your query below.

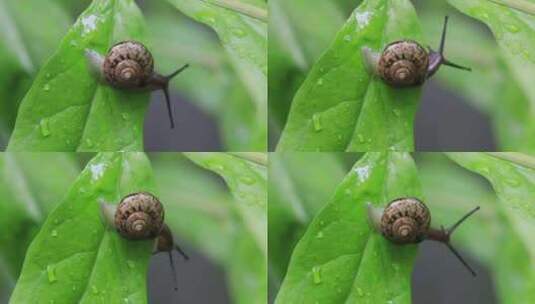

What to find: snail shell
left=103, top=40, right=154, bottom=89
left=380, top=197, right=430, bottom=244
left=377, top=40, right=429, bottom=87
left=114, top=192, right=164, bottom=240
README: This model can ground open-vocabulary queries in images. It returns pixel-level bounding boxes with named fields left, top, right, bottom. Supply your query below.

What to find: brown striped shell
left=103, top=41, right=154, bottom=89
left=377, top=40, right=429, bottom=87
left=114, top=192, right=164, bottom=240
left=380, top=197, right=430, bottom=244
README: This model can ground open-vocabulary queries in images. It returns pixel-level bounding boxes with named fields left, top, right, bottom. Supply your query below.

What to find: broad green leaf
left=276, top=152, right=421, bottom=303
left=268, top=153, right=347, bottom=290
left=268, top=0, right=347, bottom=136
left=447, top=0, right=535, bottom=122
left=9, top=152, right=155, bottom=303
left=0, top=0, right=71, bottom=145
left=185, top=152, right=267, bottom=255
left=277, top=0, right=423, bottom=151
left=151, top=154, right=234, bottom=264
left=168, top=0, right=268, bottom=150
left=447, top=153, right=535, bottom=265
left=418, top=153, right=535, bottom=303
left=7, top=0, right=149, bottom=151
left=0, top=153, right=79, bottom=287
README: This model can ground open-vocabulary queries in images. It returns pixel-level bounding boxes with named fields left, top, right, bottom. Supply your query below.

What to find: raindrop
left=357, top=134, right=365, bottom=143
left=505, top=24, right=519, bottom=33
left=240, top=176, right=255, bottom=185
left=43, top=84, right=50, bottom=92
left=51, top=230, right=58, bottom=237
left=127, top=260, right=135, bottom=269
left=47, top=265, right=57, bottom=283
left=392, top=109, right=401, bottom=117
left=85, top=139, right=93, bottom=148
left=312, top=266, right=322, bottom=284
left=343, top=35, right=352, bottom=42
left=121, top=113, right=130, bottom=121
left=232, top=28, right=246, bottom=37
left=40, top=119, right=51, bottom=137
left=92, top=285, right=99, bottom=294
left=312, top=114, right=323, bottom=132
left=316, top=231, right=324, bottom=239
left=316, top=78, right=324, bottom=86
left=505, top=179, right=520, bottom=187
left=357, top=287, right=364, bottom=297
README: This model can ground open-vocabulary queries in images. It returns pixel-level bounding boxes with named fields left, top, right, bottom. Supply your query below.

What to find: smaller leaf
left=185, top=152, right=267, bottom=255
left=447, top=152, right=535, bottom=263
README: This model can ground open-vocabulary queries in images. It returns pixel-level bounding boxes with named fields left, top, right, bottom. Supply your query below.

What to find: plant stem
left=228, top=152, right=267, bottom=166
left=487, top=0, right=535, bottom=15
left=200, top=0, right=268, bottom=22
left=485, top=152, right=535, bottom=170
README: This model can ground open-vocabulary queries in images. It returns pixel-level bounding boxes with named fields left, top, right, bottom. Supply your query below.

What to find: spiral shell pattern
left=103, top=41, right=154, bottom=89
left=114, top=192, right=164, bottom=240
left=377, top=40, right=429, bottom=87
left=380, top=197, right=430, bottom=244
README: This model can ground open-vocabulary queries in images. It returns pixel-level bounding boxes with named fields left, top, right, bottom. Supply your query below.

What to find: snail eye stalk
left=440, top=206, right=480, bottom=276
left=428, top=16, right=472, bottom=77
left=161, top=64, right=190, bottom=129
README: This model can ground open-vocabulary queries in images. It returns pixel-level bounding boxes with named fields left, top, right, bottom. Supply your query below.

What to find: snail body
left=100, top=192, right=188, bottom=290
left=85, top=40, right=189, bottom=128
left=367, top=197, right=480, bottom=276
left=362, top=16, right=470, bottom=87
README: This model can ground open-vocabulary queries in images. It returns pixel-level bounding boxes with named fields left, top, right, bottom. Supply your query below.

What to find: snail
left=367, top=197, right=480, bottom=276
left=85, top=40, right=189, bottom=128
left=362, top=16, right=471, bottom=87
left=100, top=192, right=188, bottom=291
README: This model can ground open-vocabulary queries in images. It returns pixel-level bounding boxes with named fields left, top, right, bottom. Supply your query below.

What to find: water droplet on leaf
left=312, top=114, right=322, bottom=132
left=40, top=119, right=51, bottom=137
left=312, top=266, right=322, bottom=284
left=47, top=265, right=57, bottom=283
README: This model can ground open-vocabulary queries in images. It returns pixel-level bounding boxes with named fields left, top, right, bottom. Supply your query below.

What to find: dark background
left=140, top=78, right=501, bottom=303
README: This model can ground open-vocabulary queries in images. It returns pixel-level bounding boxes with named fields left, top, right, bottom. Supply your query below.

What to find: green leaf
left=185, top=152, right=267, bottom=255
left=0, top=154, right=80, bottom=286
left=9, top=152, right=155, bottom=303
left=7, top=0, right=149, bottom=151
left=0, top=0, right=71, bottom=144
left=276, top=152, right=421, bottom=303
left=268, top=0, right=346, bottom=135
left=277, top=0, right=423, bottom=151
left=418, top=153, right=535, bottom=303
left=447, top=0, right=535, bottom=121
left=447, top=153, right=535, bottom=263
left=268, top=153, right=347, bottom=290
left=168, top=0, right=268, bottom=150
